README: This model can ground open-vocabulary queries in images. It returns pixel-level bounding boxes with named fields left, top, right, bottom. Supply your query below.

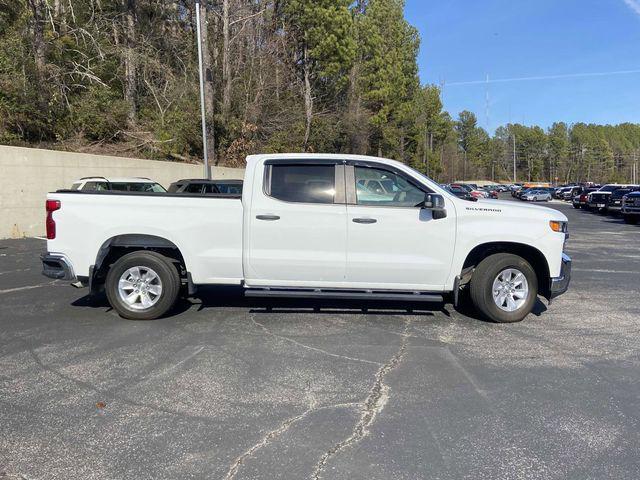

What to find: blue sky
left=404, top=0, right=640, bottom=133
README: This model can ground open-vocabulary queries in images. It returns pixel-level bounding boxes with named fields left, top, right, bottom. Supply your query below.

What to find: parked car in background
left=511, top=185, right=525, bottom=197
left=622, top=191, right=640, bottom=224
left=516, top=188, right=534, bottom=200
left=572, top=187, right=599, bottom=209
left=462, top=184, right=489, bottom=198
left=445, top=184, right=475, bottom=200
left=522, top=189, right=552, bottom=202
left=453, top=183, right=485, bottom=199
left=607, top=186, right=640, bottom=215
left=168, top=179, right=244, bottom=195
left=482, top=186, right=500, bottom=199
left=586, top=184, right=627, bottom=212
left=554, top=186, right=573, bottom=199
left=70, top=177, right=166, bottom=193
left=562, top=186, right=582, bottom=201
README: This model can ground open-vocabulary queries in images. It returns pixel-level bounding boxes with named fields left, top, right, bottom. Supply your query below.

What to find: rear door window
left=268, top=164, right=336, bottom=204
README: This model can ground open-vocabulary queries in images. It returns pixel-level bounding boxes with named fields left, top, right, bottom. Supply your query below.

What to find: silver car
left=524, top=189, right=552, bottom=202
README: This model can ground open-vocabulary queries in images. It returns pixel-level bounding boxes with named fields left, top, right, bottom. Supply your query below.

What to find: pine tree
left=283, top=0, right=356, bottom=149
left=358, top=0, right=419, bottom=158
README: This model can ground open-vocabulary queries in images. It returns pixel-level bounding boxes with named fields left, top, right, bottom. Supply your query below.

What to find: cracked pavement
left=1, top=199, right=640, bottom=479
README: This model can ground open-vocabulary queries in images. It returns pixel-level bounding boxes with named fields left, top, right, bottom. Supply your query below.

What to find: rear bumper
left=41, top=253, right=76, bottom=281
left=549, top=253, right=571, bottom=300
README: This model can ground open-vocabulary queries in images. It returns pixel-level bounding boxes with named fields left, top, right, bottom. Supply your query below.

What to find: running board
left=244, top=288, right=443, bottom=303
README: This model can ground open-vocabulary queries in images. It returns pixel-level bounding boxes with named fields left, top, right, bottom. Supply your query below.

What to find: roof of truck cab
left=246, top=153, right=411, bottom=170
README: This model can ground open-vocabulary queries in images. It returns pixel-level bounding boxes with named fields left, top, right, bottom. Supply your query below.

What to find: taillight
left=46, top=199, right=61, bottom=239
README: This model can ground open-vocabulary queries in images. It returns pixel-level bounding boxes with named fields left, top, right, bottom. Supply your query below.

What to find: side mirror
left=421, top=193, right=447, bottom=219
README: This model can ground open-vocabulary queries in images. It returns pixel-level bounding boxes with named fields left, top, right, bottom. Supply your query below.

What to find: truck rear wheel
left=470, top=253, right=538, bottom=323
left=105, top=251, right=180, bottom=320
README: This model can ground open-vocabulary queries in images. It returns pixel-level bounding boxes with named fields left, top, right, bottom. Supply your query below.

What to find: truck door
left=245, top=160, right=347, bottom=287
left=344, top=162, right=456, bottom=291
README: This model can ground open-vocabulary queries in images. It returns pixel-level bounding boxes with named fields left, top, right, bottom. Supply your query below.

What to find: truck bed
left=46, top=190, right=244, bottom=284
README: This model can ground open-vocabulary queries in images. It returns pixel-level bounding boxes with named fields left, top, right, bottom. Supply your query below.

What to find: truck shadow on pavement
left=71, top=285, right=548, bottom=323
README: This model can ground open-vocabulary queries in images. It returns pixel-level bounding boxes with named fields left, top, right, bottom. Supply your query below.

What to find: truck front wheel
left=470, top=253, right=538, bottom=323
left=105, top=251, right=180, bottom=320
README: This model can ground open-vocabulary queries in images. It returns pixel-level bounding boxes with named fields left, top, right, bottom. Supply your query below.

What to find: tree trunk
left=222, top=0, right=231, bottom=122
left=463, top=150, right=467, bottom=179
left=123, top=0, right=137, bottom=127
left=302, top=44, right=312, bottom=151
left=346, top=63, right=367, bottom=154
left=27, top=0, right=46, bottom=86
left=198, top=0, right=216, bottom=164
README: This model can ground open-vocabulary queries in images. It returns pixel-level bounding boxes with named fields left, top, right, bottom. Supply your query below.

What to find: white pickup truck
left=42, top=154, right=571, bottom=323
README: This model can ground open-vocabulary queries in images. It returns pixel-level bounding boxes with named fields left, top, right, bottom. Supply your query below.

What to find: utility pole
left=195, top=0, right=211, bottom=179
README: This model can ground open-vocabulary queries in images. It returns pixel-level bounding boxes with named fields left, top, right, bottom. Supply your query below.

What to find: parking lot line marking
left=0, top=268, right=32, bottom=276
left=573, top=268, right=639, bottom=274
left=34, top=236, right=47, bottom=240
left=143, top=346, right=205, bottom=379
left=251, top=316, right=381, bottom=366
left=0, top=282, right=57, bottom=294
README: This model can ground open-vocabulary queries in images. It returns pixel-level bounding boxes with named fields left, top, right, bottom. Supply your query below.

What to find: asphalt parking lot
left=1, top=198, right=639, bottom=480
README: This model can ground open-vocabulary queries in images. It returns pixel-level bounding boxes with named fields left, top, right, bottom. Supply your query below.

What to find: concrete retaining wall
left=0, top=145, right=244, bottom=239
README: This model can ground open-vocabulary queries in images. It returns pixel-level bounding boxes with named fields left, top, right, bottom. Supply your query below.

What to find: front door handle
left=256, top=214, right=280, bottom=221
left=352, top=218, right=377, bottom=224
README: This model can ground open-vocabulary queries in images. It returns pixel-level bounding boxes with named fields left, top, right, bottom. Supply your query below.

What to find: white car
left=70, top=177, right=166, bottom=193
left=524, top=190, right=552, bottom=202
left=42, top=154, right=571, bottom=323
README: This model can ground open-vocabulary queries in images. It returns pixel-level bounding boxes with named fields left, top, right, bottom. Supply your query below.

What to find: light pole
left=512, top=134, right=517, bottom=183
left=195, top=0, right=211, bottom=179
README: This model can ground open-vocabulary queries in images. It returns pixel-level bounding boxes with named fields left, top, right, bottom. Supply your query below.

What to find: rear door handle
left=352, top=218, right=377, bottom=224
left=256, top=214, right=280, bottom=221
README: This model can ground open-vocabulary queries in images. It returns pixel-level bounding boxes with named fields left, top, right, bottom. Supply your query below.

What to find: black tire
left=105, top=251, right=180, bottom=320
left=624, top=215, right=638, bottom=225
left=470, top=253, right=538, bottom=323
left=573, top=204, right=580, bottom=209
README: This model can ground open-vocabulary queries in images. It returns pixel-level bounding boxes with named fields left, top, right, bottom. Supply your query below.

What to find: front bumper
left=41, top=253, right=76, bottom=281
left=588, top=202, right=607, bottom=209
left=549, top=253, right=571, bottom=300
left=608, top=204, right=622, bottom=212
left=622, top=206, right=640, bottom=215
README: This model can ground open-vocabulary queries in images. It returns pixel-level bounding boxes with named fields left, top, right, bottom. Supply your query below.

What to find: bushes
left=65, top=86, right=129, bottom=141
